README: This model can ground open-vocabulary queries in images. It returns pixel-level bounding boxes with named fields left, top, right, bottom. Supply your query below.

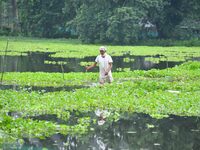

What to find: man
left=86, top=46, right=113, bottom=84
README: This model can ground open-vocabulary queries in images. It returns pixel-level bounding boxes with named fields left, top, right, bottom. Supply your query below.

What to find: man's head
left=99, top=46, right=106, bottom=56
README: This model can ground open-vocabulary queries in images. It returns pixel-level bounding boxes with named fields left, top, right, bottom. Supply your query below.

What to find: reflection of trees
left=21, top=113, right=199, bottom=150
left=159, top=116, right=200, bottom=150
left=0, top=53, right=188, bottom=73
left=74, top=113, right=199, bottom=150
left=0, top=55, right=21, bottom=72
left=113, top=114, right=199, bottom=150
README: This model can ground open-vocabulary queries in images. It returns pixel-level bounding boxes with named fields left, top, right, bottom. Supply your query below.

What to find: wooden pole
left=0, top=39, right=9, bottom=84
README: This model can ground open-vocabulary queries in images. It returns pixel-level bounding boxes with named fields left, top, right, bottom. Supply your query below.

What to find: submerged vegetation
left=0, top=61, right=200, bottom=144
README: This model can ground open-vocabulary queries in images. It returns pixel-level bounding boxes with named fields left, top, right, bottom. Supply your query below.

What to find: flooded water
left=0, top=84, right=89, bottom=92
left=3, top=113, right=200, bottom=150
left=1, top=51, right=199, bottom=73
left=1, top=52, right=200, bottom=150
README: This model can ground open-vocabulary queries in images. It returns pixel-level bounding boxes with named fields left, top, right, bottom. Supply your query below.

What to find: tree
left=1, top=0, right=200, bottom=42
left=18, top=0, right=67, bottom=37
left=73, top=0, right=112, bottom=43
left=154, top=0, right=200, bottom=39
left=106, top=7, right=142, bottom=44
left=73, top=0, right=166, bottom=44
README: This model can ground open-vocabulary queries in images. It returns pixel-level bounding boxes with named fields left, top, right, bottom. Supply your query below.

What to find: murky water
left=0, top=84, right=89, bottom=92
left=1, top=52, right=200, bottom=150
left=3, top=113, right=200, bottom=150
left=1, top=51, right=199, bottom=73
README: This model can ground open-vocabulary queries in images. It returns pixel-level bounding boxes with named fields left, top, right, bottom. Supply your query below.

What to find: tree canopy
left=0, top=0, right=200, bottom=44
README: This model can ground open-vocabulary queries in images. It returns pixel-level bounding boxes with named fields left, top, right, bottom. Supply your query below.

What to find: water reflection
left=4, top=113, right=199, bottom=150
left=1, top=51, right=199, bottom=73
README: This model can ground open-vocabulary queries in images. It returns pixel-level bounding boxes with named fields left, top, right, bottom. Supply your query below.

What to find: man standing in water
left=86, top=46, right=113, bottom=84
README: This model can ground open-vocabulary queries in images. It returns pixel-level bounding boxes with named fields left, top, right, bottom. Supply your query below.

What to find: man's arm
left=105, top=62, right=112, bottom=75
left=86, top=62, right=97, bottom=71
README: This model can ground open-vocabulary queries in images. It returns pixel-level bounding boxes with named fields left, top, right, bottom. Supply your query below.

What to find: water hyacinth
left=0, top=61, right=200, bottom=144
left=1, top=37, right=200, bottom=59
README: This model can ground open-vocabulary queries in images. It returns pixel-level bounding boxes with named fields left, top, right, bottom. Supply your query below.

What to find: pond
left=2, top=113, right=200, bottom=150
left=0, top=51, right=200, bottom=150
left=1, top=51, right=199, bottom=73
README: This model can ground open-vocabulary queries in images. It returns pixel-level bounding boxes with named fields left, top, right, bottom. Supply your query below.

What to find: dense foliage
left=0, top=0, right=200, bottom=44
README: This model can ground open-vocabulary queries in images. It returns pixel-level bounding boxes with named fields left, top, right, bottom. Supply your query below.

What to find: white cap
left=99, top=46, right=107, bottom=51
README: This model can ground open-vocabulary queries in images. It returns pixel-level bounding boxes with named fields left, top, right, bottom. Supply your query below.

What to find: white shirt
left=95, top=53, right=113, bottom=77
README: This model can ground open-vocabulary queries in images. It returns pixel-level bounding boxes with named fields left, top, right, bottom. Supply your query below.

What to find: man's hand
left=85, top=63, right=97, bottom=72
left=85, top=66, right=89, bottom=71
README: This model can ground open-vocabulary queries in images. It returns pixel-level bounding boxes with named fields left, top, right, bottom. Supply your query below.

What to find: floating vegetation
left=79, top=61, right=94, bottom=67
left=0, top=51, right=27, bottom=56
left=116, top=68, right=123, bottom=71
left=1, top=37, right=200, bottom=60
left=145, top=57, right=160, bottom=63
left=2, top=61, right=200, bottom=88
left=123, top=57, right=135, bottom=63
left=0, top=60, right=200, bottom=145
left=44, top=60, right=67, bottom=65
left=116, top=68, right=131, bottom=72
left=2, top=72, right=98, bottom=87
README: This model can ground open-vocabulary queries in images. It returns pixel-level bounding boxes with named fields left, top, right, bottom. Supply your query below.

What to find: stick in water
left=0, top=39, right=9, bottom=84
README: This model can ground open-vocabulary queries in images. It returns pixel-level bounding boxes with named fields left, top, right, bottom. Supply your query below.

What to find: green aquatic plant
left=2, top=61, right=200, bottom=89
left=0, top=61, right=200, bottom=143
left=178, top=61, right=200, bottom=70
left=0, top=115, right=90, bottom=140
left=145, top=57, right=160, bottom=63
left=123, top=57, right=135, bottom=63
left=1, top=37, right=200, bottom=61
left=44, top=60, right=68, bottom=65
left=80, top=61, right=94, bottom=67
left=2, top=72, right=98, bottom=87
